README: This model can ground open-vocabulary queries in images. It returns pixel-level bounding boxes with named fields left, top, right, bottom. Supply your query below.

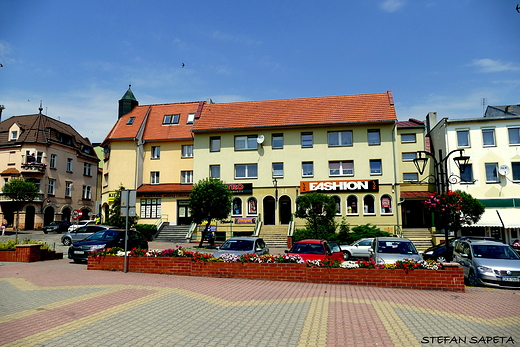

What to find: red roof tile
left=103, top=102, right=201, bottom=144
left=137, top=183, right=193, bottom=193
left=401, top=191, right=430, bottom=198
left=193, top=92, right=396, bottom=132
left=397, top=118, right=424, bottom=128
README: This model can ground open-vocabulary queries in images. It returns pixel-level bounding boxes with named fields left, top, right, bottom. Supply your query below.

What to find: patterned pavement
left=0, top=257, right=519, bottom=347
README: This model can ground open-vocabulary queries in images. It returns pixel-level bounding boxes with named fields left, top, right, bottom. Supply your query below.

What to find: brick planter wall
left=88, top=257, right=465, bottom=292
left=0, top=245, right=63, bottom=262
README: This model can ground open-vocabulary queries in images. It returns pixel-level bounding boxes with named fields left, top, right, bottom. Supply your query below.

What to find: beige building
left=0, top=107, right=99, bottom=229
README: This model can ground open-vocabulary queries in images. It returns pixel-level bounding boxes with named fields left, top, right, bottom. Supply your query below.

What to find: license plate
left=502, top=277, right=519, bottom=282
left=73, top=251, right=84, bottom=255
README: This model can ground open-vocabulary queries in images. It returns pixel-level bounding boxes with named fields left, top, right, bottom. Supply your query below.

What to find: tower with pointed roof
left=118, top=85, right=139, bottom=119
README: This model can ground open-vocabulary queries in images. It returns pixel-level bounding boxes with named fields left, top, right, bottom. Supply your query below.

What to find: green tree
left=2, top=178, right=40, bottom=241
left=189, top=177, right=233, bottom=247
left=294, top=192, right=337, bottom=239
left=106, top=186, right=138, bottom=228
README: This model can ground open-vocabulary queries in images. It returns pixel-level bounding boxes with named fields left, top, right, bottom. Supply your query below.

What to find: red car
left=285, top=239, right=345, bottom=262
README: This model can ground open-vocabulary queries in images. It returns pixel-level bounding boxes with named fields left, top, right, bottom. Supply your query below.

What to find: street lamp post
left=413, top=148, right=470, bottom=261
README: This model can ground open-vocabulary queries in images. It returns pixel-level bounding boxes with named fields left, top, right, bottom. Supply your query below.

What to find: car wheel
left=73, top=259, right=84, bottom=264
left=343, top=251, right=351, bottom=261
left=43, top=230, right=48, bottom=234
left=435, top=256, right=447, bottom=262
left=62, top=237, right=72, bottom=246
left=468, top=270, right=480, bottom=287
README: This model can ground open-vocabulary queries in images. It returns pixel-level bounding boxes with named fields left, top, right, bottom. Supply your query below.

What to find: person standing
left=1, top=221, right=6, bottom=236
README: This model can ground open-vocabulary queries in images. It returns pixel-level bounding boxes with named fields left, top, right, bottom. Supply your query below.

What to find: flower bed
left=87, top=247, right=465, bottom=292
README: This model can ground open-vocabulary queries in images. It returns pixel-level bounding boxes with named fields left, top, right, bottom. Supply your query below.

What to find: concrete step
left=155, top=225, right=190, bottom=242
left=260, top=229, right=289, bottom=249
left=410, top=238, right=434, bottom=252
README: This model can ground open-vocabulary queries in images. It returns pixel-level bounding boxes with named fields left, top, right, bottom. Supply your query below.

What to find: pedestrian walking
left=1, top=221, right=6, bottom=236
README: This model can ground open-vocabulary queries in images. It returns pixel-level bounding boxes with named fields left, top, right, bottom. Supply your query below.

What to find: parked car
left=285, top=239, right=345, bottom=262
left=422, top=236, right=502, bottom=262
left=369, top=237, right=422, bottom=265
left=68, top=229, right=148, bottom=263
left=61, top=225, right=113, bottom=246
left=68, top=220, right=96, bottom=232
left=43, top=220, right=72, bottom=234
left=453, top=239, right=520, bottom=288
left=340, top=238, right=374, bottom=260
left=212, top=237, right=269, bottom=258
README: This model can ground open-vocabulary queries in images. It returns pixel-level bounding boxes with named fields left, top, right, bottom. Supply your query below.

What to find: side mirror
left=216, top=246, right=220, bottom=250
left=368, top=248, right=374, bottom=254
left=355, top=244, right=359, bottom=248
left=460, top=253, right=468, bottom=258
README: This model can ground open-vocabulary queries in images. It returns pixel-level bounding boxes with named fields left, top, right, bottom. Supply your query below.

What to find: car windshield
left=472, top=245, right=520, bottom=259
left=48, top=221, right=59, bottom=226
left=328, top=242, right=341, bottom=253
left=290, top=243, right=324, bottom=254
left=220, top=240, right=254, bottom=251
left=85, top=230, right=121, bottom=241
left=377, top=241, right=418, bottom=254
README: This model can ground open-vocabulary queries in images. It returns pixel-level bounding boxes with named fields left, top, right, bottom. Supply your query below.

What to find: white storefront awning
left=469, top=209, right=503, bottom=227
left=496, top=209, right=520, bottom=228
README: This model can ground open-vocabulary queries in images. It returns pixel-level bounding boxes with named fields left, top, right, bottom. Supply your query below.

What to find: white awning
left=467, top=209, right=503, bottom=227
left=496, top=209, right=520, bottom=228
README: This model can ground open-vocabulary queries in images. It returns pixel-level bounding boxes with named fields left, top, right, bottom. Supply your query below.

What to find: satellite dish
left=498, top=165, right=510, bottom=176
left=256, top=135, right=265, bottom=144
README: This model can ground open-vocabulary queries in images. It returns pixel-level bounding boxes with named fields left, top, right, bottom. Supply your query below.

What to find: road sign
left=72, top=210, right=83, bottom=220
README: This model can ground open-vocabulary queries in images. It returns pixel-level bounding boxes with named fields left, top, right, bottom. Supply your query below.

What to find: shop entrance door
left=177, top=200, right=192, bottom=225
left=263, top=196, right=275, bottom=225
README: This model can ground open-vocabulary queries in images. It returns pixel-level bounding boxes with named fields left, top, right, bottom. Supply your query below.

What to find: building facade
left=0, top=107, right=99, bottom=229
left=427, top=107, right=520, bottom=244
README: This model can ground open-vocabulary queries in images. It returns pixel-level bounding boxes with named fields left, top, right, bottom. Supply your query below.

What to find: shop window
left=333, top=195, right=341, bottom=215
left=363, top=195, right=375, bottom=214
left=380, top=194, right=393, bottom=214
left=347, top=195, right=358, bottom=214
left=233, top=197, right=242, bottom=215
left=247, top=197, right=258, bottom=215
left=140, top=199, right=162, bottom=219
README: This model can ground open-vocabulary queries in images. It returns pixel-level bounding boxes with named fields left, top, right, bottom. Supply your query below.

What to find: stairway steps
left=155, top=225, right=190, bottom=242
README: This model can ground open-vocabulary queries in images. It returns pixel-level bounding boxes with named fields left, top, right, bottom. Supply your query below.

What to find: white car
left=68, top=220, right=96, bottom=232
left=340, top=238, right=374, bottom=260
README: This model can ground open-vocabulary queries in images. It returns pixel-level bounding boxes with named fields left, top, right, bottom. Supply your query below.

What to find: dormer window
left=126, top=117, right=135, bottom=125
left=163, top=114, right=180, bottom=125
left=10, top=130, right=18, bottom=140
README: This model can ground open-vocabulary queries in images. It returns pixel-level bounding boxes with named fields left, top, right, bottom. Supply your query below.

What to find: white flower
left=340, top=261, right=359, bottom=269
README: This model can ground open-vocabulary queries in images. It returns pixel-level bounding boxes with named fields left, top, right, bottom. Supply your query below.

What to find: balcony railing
left=20, top=162, right=47, bottom=173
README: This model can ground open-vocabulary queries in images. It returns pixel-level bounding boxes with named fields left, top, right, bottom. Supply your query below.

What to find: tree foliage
left=189, top=177, right=232, bottom=247
left=2, top=178, right=40, bottom=238
left=294, top=192, right=337, bottom=239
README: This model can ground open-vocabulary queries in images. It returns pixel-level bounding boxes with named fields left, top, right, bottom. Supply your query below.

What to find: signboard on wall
left=300, top=179, right=379, bottom=193
left=225, top=183, right=253, bottom=194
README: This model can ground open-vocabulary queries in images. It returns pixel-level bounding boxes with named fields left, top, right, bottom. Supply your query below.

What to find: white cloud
left=470, top=59, right=520, bottom=73
left=380, top=0, right=405, bottom=13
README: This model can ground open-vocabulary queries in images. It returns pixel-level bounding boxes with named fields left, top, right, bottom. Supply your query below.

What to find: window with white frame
left=104, top=173, right=109, bottom=186
left=302, top=162, right=314, bottom=177
left=10, top=130, right=18, bottom=140
left=363, top=195, right=375, bottom=214
left=210, top=165, right=220, bottom=178
left=329, top=161, right=353, bottom=176
left=210, top=137, right=221, bottom=152
left=512, top=162, right=520, bottom=181
left=36, top=151, right=43, bottom=163
left=272, top=134, right=283, bottom=149
left=333, top=195, right=341, bottom=215
left=163, top=114, right=179, bottom=125
left=140, top=198, right=162, bottom=219
left=83, top=163, right=92, bottom=176
left=181, top=171, right=193, bottom=184
left=508, top=127, right=520, bottom=145
left=380, top=194, right=393, bottom=214
left=457, top=130, right=470, bottom=147
left=151, top=146, right=160, bottom=159
left=151, top=171, right=160, bottom=184
left=301, top=132, right=313, bottom=148
left=367, top=130, right=381, bottom=145
left=485, top=163, right=499, bottom=183
left=370, top=159, right=382, bottom=175
left=403, top=173, right=418, bottom=181
left=48, top=179, right=56, bottom=195
left=187, top=113, right=195, bottom=124
left=232, top=197, right=242, bottom=215
left=235, top=164, right=257, bottom=178
left=347, top=195, right=358, bottom=214
left=401, top=134, right=416, bottom=143
left=272, top=163, right=284, bottom=178
left=65, top=182, right=72, bottom=197
left=328, top=131, right=353, bottom=147
left=482, top=128, right=495, bottom=147
left=66, top=158, right=73, bottom=172
left=50, top=154, right=57, bottom=169
left=182, top=145, right=193, bottom=158
left=82, top=185, right=92, bottom=200
left=235, top=135, right=258, bottom=151
left=402, top=152, right=416, bottom=161
left=27, top=178, right=41, bottom=192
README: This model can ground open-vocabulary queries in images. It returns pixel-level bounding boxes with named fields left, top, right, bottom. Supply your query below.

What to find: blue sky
left=1, top=0, right=519, bottom=143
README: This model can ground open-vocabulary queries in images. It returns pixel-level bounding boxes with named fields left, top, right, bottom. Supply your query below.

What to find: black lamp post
left=413, top=148, right=470, bottom=261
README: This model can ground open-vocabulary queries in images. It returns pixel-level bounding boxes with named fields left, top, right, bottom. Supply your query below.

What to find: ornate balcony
left=20, top=162, right=47, bottom=173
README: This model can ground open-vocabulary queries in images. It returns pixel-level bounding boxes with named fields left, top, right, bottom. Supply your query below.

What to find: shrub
left=135, top=224, right=157, bottom=241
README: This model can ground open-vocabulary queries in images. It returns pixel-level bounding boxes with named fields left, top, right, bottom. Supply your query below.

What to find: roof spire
left=39, top=100, right=43, bottom=114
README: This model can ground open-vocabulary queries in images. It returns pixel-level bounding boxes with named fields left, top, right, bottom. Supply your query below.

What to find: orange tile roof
left=103, top=102, right=202, bottom=144
left=194, top=92, right=396, bottom=132
left=137, top=183, right=193, bottom=193
left=401, top=191, right=430, bottom=198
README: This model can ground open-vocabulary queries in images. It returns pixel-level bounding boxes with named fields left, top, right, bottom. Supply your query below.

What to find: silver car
left=369, top=237, right=422, bottom=265
left=453, top=240, right=520, bottom=288
left=212, top=237, right=269, bottom=258
left=61, top=225, right=111, bottom=246
left=68, top=220, right=96, bottom=232
left=340, top=238, right=374, bottom=260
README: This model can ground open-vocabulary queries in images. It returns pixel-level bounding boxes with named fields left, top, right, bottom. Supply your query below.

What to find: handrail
left=186, top=222, right=197, bottom=241
left=252, top=214, right=262, bottom=237
left=287, top=213, right=295, bottom=237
